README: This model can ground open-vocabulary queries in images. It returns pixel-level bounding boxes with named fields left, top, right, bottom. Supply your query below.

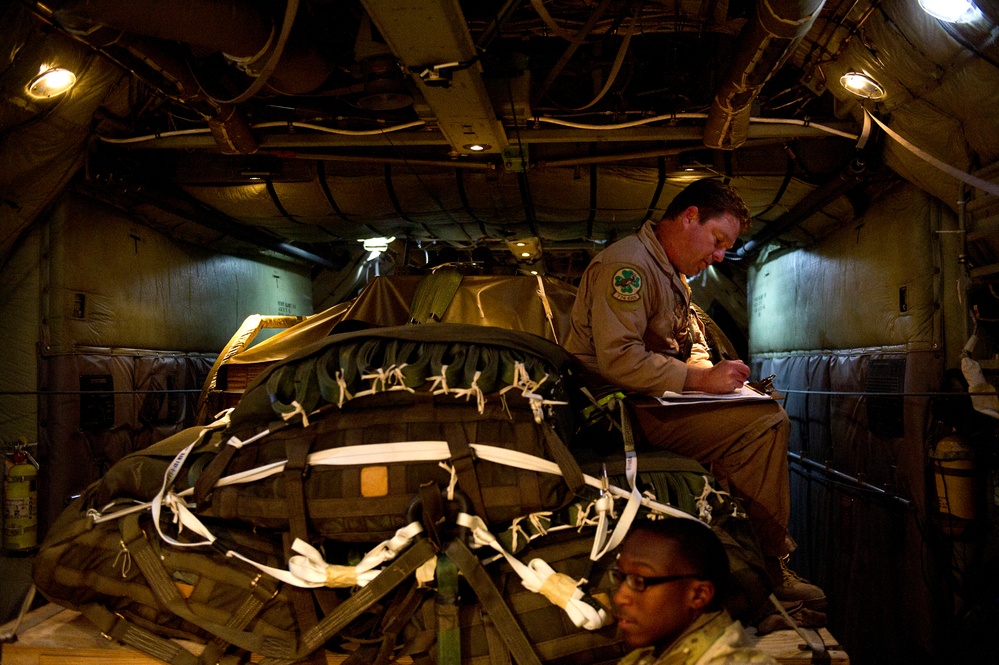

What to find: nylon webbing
left=193, top=442, right=237, bottom=507
left=121, top=514, right=296, bottom=658
left=372, top=581, right=429, bottom=665
left=258, top=537, right=439, bottom=664
left=444, top=422, right=489, bottom=519
left=435, top=554, right=461, bottom=665
left=444, top=538, right=542, bottom=665
left=540, top=421, right=584, bottom=495
left=284, top=437, right=313, bottom=544
left=80, top=604, right=199, bottom=665
left=409, top=268, right=463, bottom=324
left=200, top=578, right=277, bottom=665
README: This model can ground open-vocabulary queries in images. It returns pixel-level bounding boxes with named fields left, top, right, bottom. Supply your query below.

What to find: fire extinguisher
left=4, top=439, right=39, bottom=551
left=930, top=432, right=976, bottom=536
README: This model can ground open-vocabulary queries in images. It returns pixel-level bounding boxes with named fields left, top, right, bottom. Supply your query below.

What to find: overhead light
left=840, top=72, right=885, bottom=100
left=361, top=236, right=395, bottom=254
left=27, top=67, right=76, bottom=99
left=507, top=237, right=541, bottom=262
left=463, top=144, right=491, bottom=152
left=918, top=0, right=982, bottom=22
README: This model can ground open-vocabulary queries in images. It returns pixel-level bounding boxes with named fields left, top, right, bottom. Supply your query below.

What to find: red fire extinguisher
left=4, top=439, right=39, bottom=551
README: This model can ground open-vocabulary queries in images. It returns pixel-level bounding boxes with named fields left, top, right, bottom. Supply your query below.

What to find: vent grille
left=866, top=357, right=906, bottom=438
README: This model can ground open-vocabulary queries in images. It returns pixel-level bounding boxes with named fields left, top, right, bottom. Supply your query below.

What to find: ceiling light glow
left=362, top=236, right=395, bottom=252
left=27, top=67, right=77, bottom=99
left=918, top=0, right=982, bottom=22
left=463, top=144, right=491, bottom=152
left=840, top=72, right=885, bottom=99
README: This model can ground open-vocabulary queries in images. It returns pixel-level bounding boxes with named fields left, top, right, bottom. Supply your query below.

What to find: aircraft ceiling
left=1, top=0, right=998, bottom=285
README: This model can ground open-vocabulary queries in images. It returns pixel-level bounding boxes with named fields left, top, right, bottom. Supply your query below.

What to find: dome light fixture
left=361, top=236, right=395, bottom=254
left=27, top=67, right=77, bottom=99
left=918, top=0, right=982, bottom=22
left=463, top=143, right=491, bottom=152
left=840, top=72, right=885, bottom=100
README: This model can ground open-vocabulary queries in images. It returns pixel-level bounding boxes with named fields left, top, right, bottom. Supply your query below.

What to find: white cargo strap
left=149, top=452, right=428, bottom=588
left=457, top=512, right=608, bottom=631
left=96, top=438, right=695, bottom=526
left=286, top=521, right=425, bottom=588
left=149, top=412, right=234, bottom=548
left=535, top=275, right=559, bottom=343
left=588, top=397, right=643, bottom=561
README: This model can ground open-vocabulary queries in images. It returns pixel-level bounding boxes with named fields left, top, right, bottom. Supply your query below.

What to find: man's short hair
left=662, top=179, right=751, bottom=232
left=630, top=518, right=731, bottom=608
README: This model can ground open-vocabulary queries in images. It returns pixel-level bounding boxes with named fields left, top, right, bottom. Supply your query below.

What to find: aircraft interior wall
left=0, top=193, right=317, bottom=533
left=746, top=182, right=970, bottom=663
left=0, top=227, right=41, bottom=448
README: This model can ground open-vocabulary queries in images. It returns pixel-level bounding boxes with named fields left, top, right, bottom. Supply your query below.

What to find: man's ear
left=688, top=580, right=715, bottom=611
left=682, top=205, right=699, bottom=226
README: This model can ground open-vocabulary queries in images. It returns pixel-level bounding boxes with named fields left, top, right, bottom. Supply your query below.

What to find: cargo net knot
left=451, top=370, right=486, bottom=414
left=509, top=511, right=553, bottom=551
left=280, top=400, right=310, bottom=428
left=694, top=475, right=744, bottom=523
left=429, top=364, right=451, bottom=395
left=335, top=369, right=353, bottom=407
left=387, top=363, right=415, bottom=392
left=500, top=362, right=568, bottom=424
left=437, top=461, right=459, bottom=500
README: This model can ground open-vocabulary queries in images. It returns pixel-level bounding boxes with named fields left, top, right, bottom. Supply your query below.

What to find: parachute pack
left=33, top=321, right=770, bottom=664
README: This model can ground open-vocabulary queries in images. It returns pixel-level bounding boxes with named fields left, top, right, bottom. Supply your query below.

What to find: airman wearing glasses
left=612, top=519, right=776, bottom=665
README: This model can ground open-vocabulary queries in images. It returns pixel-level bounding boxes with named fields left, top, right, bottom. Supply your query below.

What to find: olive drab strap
left=443, top=422, right=489, bottom=520
left=435, top=554, right=462, bottom=665
left=444, top=538, right=543, bottom=665
left=79, top=604, right=200, bottom=665
left=409, top=267, right=463, bottom=324
left=119, top=514, right=297, bottom=658
left=257, top=537, right=440, bottom=665
left=456, top=512, right=607, bottom=631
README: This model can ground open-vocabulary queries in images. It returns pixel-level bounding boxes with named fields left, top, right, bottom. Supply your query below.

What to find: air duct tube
left=703, top=0, right=826, bottom=150
left=53, top=0, right=332, bottom=94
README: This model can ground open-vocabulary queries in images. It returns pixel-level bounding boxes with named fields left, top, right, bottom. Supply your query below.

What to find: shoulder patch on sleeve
left=611, top=267, right=643, bottom=301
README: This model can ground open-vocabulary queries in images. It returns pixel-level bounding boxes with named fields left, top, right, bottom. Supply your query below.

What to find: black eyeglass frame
left=609, top=567, right=705, bottom=592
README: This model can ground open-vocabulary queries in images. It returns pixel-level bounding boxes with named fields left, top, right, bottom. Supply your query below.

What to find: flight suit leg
left=630, top=399, right=793, bottom=558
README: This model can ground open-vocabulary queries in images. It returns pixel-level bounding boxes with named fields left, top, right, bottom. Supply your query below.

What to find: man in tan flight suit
left=567, top=178, right=824, bottom=608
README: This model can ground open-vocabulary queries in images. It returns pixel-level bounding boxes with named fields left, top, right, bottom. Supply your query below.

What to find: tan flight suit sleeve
left=583, top=260, right=690, bottom=396
left=687, top=309, right=713, bottom=368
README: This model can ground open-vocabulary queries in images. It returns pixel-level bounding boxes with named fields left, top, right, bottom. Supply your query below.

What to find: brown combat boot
left=766, top=556, right=828, bottom=611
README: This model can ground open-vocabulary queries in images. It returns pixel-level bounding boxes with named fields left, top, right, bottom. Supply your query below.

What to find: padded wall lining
left=748, top=183, right=943, bottom=354
left=38, top=351, right=213, bottom=533
left=751, top=349, right=943, bottom=663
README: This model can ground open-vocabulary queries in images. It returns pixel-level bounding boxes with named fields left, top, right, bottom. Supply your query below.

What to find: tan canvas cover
left=228, top=273, right=578, bottom=366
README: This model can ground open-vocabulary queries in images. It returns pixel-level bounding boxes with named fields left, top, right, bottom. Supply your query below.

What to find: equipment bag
left=185, top=324, right=588, bottom=542
left=33, top=489, right=300, bottom=664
